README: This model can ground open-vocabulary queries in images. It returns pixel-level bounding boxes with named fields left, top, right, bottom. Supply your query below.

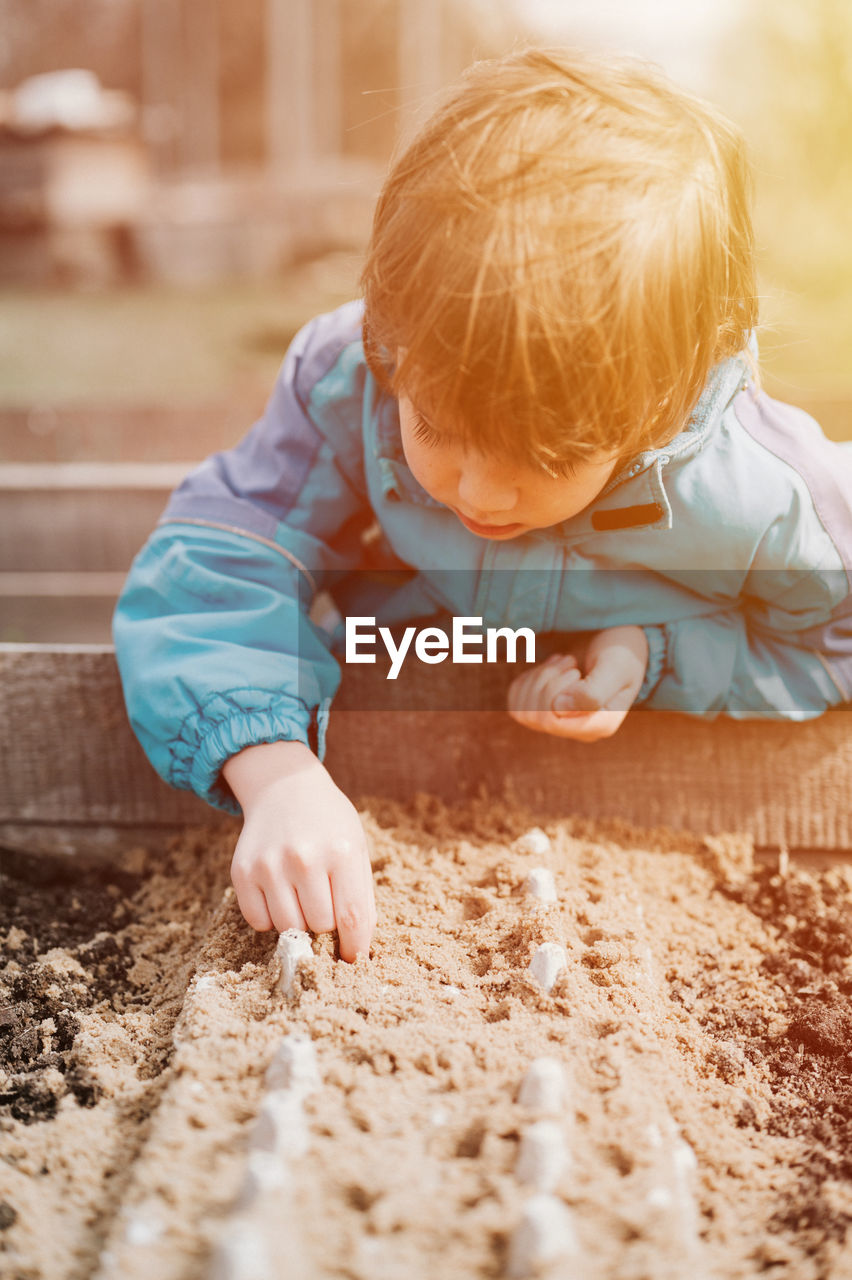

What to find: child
left=114, top=47, right=852, bottom=963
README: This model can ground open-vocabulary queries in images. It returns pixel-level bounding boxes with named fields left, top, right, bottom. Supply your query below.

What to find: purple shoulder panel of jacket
left=734, top=387, right=852, bottom=697
left=163, top=303, right=366, bottom=531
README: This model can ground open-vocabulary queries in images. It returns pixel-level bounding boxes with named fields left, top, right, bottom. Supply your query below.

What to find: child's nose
left=457, top=455, right=518, bottom=514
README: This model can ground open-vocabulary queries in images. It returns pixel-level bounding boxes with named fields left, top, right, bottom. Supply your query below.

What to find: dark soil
left=0, top=845, right=143, bottom=1125
left=712, top=861, right=852, bottom=1268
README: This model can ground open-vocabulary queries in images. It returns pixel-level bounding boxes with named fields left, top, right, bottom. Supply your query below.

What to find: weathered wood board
left=0, top=463, right=190, bottom=573
left=2, top=644, right=852, bottom=853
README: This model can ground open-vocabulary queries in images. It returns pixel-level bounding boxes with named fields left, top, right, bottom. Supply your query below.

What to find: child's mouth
left=454, top=509, right=526, bottom=538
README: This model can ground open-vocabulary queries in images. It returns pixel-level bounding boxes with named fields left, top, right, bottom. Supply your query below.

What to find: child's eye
left=410, top=413, right=443, bottom=448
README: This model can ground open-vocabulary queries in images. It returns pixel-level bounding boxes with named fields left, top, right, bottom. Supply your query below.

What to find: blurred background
left=1, top=0, right=850, bottom=642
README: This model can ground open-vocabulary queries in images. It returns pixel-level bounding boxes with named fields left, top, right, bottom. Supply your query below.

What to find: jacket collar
left=553, top=352, right=749, bottom=539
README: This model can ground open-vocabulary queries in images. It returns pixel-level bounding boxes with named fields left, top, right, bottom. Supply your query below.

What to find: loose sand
left=3, top=796, right=852, bottom=1279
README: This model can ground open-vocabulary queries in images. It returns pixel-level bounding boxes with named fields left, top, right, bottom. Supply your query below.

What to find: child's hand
left=507, top=625, right=649, bottom=742
left=222, top=741, right=376, bottom=963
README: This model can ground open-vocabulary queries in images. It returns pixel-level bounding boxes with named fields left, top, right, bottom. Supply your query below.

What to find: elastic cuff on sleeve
left=316, top=696, right=332, bottom=762
left=636, top=625, right=667, bottom=704
left=170, top=691, right=314, bottom=814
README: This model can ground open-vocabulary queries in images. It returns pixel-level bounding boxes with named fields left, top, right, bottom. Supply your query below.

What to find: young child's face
left=398, top=392, right=619, bottom=539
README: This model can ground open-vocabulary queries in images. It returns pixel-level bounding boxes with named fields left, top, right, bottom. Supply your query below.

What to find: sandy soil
left=3, top=796, right=852, bottom=1279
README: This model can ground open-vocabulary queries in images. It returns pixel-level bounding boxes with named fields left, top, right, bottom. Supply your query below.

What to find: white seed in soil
left=528, top=942, right=567, bottom=993
left=123, top=1213, right=163, bottom=1246
left=173, top=971, right=219, bottom=1036
left=673, top=1138, right=698, bottom=1177
left=638, top=943, right=656, bottom=982
left=645, top=1123, right=664, bottom=1149
left=507, top=1193, right=579, bottom=1279
left=516, top=827, right=552, bottom=856
left=275, top=929, right=314, bottom=996
left=96, top=1250, right=117, bottom=1275
left=645, top=1132, right=701, bottom=1251
left=208, top=1221, right=274, bottom=1280
left=515, top=1121, right=569, bottom=1192
left=237, top=1151, right=290, bottom=1208
left=264, top=1032, right=320, bottom=1096
left=670, top=1139, right=701, bottom=1238
left=523, top=868, right=557, bottom=903
left=517, top=1057, right=568, bottom=1115
left=250, top=1090, right=310, bottom=1160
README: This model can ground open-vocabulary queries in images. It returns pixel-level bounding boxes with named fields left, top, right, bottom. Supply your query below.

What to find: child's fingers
left=554, top=653, right=637, bottom=714
left=509, top=660, right=580, bottom=714
left=545, top=665, right=582, bottom=708
left=540, top=652, right=579, bottom=672
left=552, top=707, right=628, bottom=741
left=510, top=702, right=628, bottom=741
left=262, top=880, right=309, bottom=935
left=234, top=881, right=275, bottom=932
left=553, top=681, right=602, bottom=714
left=509, top=652, right=577, bottom=696
left=293, top=873, right=337, bottom=936
left=330, top=855, right=376, bottom=962
left=548, top=706, right=629, bottom=741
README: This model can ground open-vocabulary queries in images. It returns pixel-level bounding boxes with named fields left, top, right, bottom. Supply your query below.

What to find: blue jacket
left=113, top=301, right=852, bottom=813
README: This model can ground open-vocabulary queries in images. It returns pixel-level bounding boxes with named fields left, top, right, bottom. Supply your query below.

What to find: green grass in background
left=717, top=0, right=852, bottom=416
left=0, top=253, right=361, bottom=408
left=755, top=188, right=852, bottom=405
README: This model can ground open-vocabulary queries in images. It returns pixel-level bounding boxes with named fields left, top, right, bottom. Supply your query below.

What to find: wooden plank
left=0, top=572, right=127, bottom=596
left=0, top=821, right=232, bottom=861
left=0, top=463, right=191, bottom=572
left=2, top=644, right=852, bottom=850
left=1, top=489, right=167, bottom=571
left=0, top=463, right=194, bottom=487
left=0, top=404, right=263, bottom=464
left=0, top=597, right=115, bottom=645
left=0, top=644, right=214, bottom=826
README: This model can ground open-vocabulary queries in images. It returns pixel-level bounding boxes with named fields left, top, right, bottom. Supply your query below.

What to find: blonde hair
left=361, top=46, right=757, bottom=467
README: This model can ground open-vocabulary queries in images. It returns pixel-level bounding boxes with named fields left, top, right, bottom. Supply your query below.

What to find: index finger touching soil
left=329, top=857, right=376, bottom=962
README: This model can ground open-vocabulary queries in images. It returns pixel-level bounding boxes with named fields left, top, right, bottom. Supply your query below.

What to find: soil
left=3, top=798, right=852, bottom=1279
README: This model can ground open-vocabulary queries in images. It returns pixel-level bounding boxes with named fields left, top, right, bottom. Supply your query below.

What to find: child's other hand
left=222, top=741, right=376, bottom=962
left=507, top=625, right=649, bottom=742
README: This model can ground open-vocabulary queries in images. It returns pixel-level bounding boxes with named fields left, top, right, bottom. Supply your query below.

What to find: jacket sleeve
left=639, top=395, right=852, bottom=720
left=639, top=596, right=850, bottom=720
left=113, top=304, right=371, bottom=813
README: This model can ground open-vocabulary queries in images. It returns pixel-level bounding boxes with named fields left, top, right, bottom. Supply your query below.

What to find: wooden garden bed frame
left=3, top=643, right=851, bottom=859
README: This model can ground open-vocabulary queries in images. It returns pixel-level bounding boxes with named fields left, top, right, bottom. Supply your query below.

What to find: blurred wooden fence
left=0, top=462, right=185, bottom=643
